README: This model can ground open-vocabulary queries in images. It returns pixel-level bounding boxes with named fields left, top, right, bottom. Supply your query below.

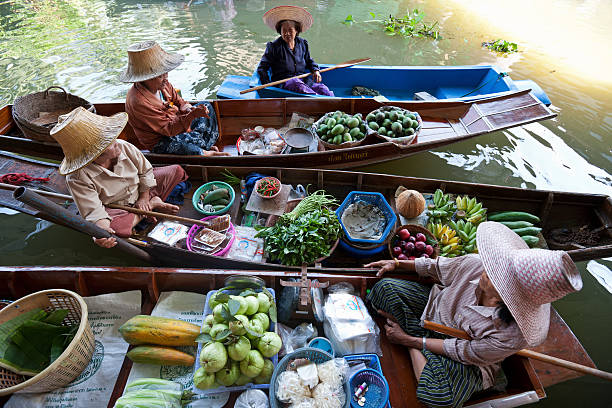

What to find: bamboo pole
left=0, top=182, right=211, bottom=228
left=423, top=320, right=612, bottom=382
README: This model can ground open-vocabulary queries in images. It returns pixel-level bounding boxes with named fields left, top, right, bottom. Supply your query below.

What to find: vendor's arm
left=256, top=42, right=274, bottom=85
left=302, top=39, right=321, bottom=82
left=121, top=140, right=157, bottom=210
left=443, top=334, right=525, bottom=366
left=162, top=82, right=191, bottom=113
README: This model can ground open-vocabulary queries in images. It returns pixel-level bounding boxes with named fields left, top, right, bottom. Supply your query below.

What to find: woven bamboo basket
left=0, top=289, right=95, bottom=395
left=12, top=86, right=96, bottom=142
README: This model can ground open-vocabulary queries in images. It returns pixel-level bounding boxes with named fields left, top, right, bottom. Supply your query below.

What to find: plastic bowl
left=254, top=176, right=282, bottom=199
left=192, top=181, right=235, bottom=215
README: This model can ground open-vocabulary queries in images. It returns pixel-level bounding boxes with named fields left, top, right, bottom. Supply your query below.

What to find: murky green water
left=1, top=0, right=611, bottom=405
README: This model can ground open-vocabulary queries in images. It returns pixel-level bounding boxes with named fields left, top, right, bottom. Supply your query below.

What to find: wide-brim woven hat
left=263, top=5, right=313, bottom=32
left=477, top=221, right=582, bottom=346
left=50, top=107, right=128, bottom=175
left=119, top=40, right=184, bottom=83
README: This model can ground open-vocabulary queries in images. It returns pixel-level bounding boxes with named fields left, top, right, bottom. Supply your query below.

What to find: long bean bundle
left=279, top=190, right=337, bottom=224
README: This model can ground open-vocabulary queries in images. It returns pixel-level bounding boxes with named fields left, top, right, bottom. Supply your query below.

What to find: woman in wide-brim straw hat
left=364, top=222, right=582, bottom=408
left=256, top=6, right=334, bottom=96
left=50, top=107, right=188, bottom=248
left=122, top=40, right=229, bottom=157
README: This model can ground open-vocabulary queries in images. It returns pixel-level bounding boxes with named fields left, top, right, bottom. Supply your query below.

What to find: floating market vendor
left=256, top=6, right=334, bottom=96
left=50, top=107, right=188, bottom=248
left=365, top=222, right=582, bottom=408
left=122, top=41, right=229, bottom=156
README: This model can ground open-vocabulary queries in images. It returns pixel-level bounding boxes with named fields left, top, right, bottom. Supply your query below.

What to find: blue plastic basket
left=336, top=192, right=397, bottom=245
left=344, top=354, right=382, bottom=374
left=192, top=288, right=277, bottom=395
left=338, top=239, right=387, bottom=258
left=349, top=368, right=390, bottom=408
left=270, top=347, right=351, bottom=408
left=192, top=181, right=235, bottom=215
left=308, top=337, right=335, bottom=357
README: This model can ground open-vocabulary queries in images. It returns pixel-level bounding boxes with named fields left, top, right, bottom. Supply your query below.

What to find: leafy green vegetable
left=482, top=39, right=518, bottom=54
left=256, top=208, right=342, bottom=266
left=278, top=190, right=338, bottom=225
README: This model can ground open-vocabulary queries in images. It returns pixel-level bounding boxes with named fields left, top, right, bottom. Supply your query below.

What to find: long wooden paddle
left=423, top=320, right=612, bottom=381
left=0, top=183, right=213, bottom=229
left=239, top=57, right=371, bottom=94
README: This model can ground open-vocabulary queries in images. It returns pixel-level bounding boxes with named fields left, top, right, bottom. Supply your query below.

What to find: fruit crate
left=192, top=288, right=278, bottom=395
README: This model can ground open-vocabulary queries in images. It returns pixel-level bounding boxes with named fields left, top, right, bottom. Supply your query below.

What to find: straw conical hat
left=119, top=40, right=184, bottom=83
left=263, top=6, right=313, bottom=32
left=50, top=107, right=128, bottom=175
left=477, top=222, right=582, bottom=346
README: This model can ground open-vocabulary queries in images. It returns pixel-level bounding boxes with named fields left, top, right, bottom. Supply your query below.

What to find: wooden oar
left=423, top=320, right=612, bottom=381
left=0, top=183, right=212, bottom=229
left=240, top=57, right=371, bottom=94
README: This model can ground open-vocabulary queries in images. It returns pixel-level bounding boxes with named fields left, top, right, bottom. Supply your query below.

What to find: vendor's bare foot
left=150, top=196, right=180, bottom=214
left=203, top=150, right=230, bottom=157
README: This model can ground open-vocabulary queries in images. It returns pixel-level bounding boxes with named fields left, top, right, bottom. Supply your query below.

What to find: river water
left=0, top=0, right=611, bottom=405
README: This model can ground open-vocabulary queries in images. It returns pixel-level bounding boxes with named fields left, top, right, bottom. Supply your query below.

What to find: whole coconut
left=397, top=190, right=426, bottom=218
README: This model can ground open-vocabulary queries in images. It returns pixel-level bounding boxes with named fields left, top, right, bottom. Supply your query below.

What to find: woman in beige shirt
left=365, top=222, right=582, bottom=407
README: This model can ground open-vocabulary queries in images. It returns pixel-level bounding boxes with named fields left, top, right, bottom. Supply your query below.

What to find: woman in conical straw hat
left=365, top=222, right=582, bottom=407
left=256, top=6, right=334, bottom=96
left=122, top=40, right=229, bottom=157
left=50, top=107, right=188, bottom=248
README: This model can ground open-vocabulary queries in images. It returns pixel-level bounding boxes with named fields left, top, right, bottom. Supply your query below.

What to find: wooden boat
left=0, top=90, right=555, bottom=169
left=0, top=266, right=597, bottom=407
left=1, top=151, right=611, bottom=271
left=217, top=64, right=552, bottom=105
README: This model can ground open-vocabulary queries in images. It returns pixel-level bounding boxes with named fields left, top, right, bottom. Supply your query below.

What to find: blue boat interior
left=216, top=65, right=550, bottom=105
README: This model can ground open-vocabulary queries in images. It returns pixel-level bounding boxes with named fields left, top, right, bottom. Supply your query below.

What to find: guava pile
left=193, top=288, right=282, bottom=389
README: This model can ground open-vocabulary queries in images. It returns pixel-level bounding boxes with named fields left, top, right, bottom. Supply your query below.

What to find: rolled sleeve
left=443, top=336, right=521, bottom=366
left=121, top=141, right=157, bottom=192
left=66, top=178, right=110, bottom=223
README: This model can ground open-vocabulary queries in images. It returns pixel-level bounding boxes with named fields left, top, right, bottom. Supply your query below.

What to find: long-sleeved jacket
left=256, top=36, right=320, bottom=85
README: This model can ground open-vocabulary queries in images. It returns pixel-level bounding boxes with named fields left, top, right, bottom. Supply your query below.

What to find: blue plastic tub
left=338, top=239, right=387, bottom=258
left=349, top=368, right=389, bottom=408
left=336, top=191, right=397, bottom=245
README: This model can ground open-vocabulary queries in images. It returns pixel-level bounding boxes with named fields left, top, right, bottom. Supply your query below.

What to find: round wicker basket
left=0, top=289, right=95, bottom=395
left=12, top=86, right=96, bottom=142
left=387, top=224, right=439, bottom=260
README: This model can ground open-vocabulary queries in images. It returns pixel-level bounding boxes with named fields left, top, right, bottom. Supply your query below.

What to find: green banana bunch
left=428, top=189, right=456, bottom=225
left=449, top=219, right=478, bottom=254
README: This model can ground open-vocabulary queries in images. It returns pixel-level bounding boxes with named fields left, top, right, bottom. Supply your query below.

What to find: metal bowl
left=283, top=127, right=314, bottom=152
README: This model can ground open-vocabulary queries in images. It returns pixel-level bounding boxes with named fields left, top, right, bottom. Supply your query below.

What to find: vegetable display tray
left=192, top=288, right=278, bottom=395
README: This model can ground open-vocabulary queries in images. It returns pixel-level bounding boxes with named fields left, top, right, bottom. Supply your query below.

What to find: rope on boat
left=460, top=72, right=509, bottom=98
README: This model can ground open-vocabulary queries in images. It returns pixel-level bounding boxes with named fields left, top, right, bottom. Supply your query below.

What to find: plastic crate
left=192, top=288, right=277, bottom=395
left=336, top=192, right=397, bottom=245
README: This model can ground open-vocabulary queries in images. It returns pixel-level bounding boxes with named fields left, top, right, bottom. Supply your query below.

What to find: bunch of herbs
left=256, top=208, right=341, bottom=266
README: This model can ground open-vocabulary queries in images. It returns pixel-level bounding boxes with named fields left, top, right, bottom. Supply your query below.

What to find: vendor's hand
left=135, top=196, right=152, bottom=212
left=383, top=317, right=414, bottom=347
left=202, top=149, right=231, bottom=157
left=93, top=219, right=117, bottom=248
left=190, top=104, right=209, bottom=119
left=313, top=70, right=322, bottom=83
left=180, top=103, right=193, bottom=113
left=364, top=259, right=396, bottom=277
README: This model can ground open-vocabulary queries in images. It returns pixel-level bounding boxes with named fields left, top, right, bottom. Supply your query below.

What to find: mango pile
left=366, top=107, right=420, bottom=139
left=316, top=110, right=367, bottom=145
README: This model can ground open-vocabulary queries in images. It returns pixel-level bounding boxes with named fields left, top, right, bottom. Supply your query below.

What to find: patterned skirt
left=367, top=278, right=483, bottom=408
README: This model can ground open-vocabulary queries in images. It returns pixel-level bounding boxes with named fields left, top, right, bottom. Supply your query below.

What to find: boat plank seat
left=414, top=91, right=439, bottom=101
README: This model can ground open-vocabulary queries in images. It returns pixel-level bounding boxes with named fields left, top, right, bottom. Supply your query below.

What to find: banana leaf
left=18, top=320, right=72, bottom=357
left=43, top=309, right=69, bottom=326
left=0, top=308, right=46, bottom=376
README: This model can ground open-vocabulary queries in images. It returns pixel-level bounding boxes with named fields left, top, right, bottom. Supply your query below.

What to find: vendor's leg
left=367, top=278, right=431, bottom=336
left=283, top=78, right=317, bottom=95
left=410, top=348, right=428, bottom=379
left=416, top=351, right=483, bottom=408
left=106, top=208, right=141, bottom=238
left=151, top=165, right=188, bottom=200
left=152, top=133, right=204, bottom=155
left=310, top=82, right=335, bottom=97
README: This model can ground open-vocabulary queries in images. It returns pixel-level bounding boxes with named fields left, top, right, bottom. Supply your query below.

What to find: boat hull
left=217, top=64, right=552, bottom=105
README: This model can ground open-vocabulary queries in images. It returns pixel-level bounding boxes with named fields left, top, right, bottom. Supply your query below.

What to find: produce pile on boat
left=194, top=287, right=280, bottom=390
left=314, top=110, right=367, bottom=145
left=0, top=308, right=77, bottom=375
left=365, top=106, right=420, bottom=139
left=255, top=191, right=342, bottom=266
left=197, top=184, right=232, bottom=213
left=390, top=227, right=436, bottom=260
left=119, top=315, right=200, bottom=366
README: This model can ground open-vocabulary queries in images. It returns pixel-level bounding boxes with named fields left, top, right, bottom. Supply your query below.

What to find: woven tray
left=12, top=86, right=96, bottom=142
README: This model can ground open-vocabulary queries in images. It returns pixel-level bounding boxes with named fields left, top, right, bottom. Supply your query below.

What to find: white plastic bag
left=235, top=389, right=269, bottom=408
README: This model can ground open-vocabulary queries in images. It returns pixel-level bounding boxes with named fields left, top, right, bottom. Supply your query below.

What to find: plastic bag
left=235, top=389, right=269, bottom=408
left=276, top=371, right=312, bottom=404
left=327, top=282, right=355, bottom=294
left=323, top=294, right=382, bottom=356
left=277, top=323, right=318, bottom=356
left=317, top=358, right=349, bottom=389
left=311, top=382, right=345, bottom=408
left=289, top=397, right=316, bottom=408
